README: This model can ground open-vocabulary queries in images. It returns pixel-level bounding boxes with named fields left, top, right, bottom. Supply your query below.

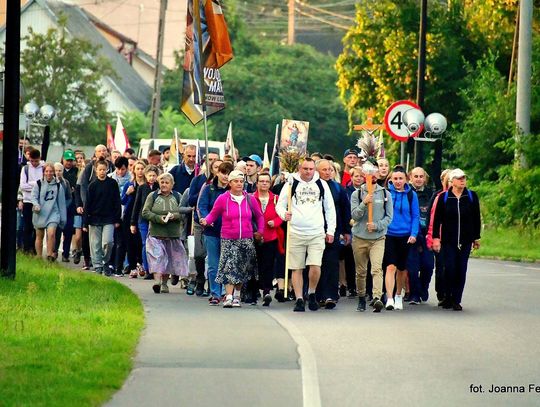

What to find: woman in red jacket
left=251, top=172, right=284, bottom=306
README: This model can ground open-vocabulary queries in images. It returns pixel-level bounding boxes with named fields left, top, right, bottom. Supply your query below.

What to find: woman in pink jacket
left=200, top=170, right=264, bottom=308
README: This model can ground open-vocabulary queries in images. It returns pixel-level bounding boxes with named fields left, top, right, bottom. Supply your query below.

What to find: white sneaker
left=223, top=295, right=233, bottom=308
left=386, top=298, right=394, bottom=310
left=232, top=297, right=241, bottom=308
left=395, top=295, right=403, bottom=310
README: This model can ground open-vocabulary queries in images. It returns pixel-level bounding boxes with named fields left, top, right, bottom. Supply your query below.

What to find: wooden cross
left=353, top=108, right=384, bottom=136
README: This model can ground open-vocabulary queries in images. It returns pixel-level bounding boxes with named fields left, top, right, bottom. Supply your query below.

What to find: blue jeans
left=138, top=221, right=149, bottom=272
left=204, top=235, right=222, bottom=298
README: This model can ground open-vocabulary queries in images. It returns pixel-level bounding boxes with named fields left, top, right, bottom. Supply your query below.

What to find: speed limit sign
left=384, top=100, right=423, bottom=142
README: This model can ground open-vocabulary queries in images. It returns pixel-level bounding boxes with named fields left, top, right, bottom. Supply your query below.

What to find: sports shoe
left=293, top=298, right=305, bottom=312
left=186, top=282, right=196, bottom=296
left=386, top=298, right=395, bottom=311
left=171, top=275, right=180, bottom=286
left=223, top=295, right=233, bottom=308
left=61, top=256, right=70, bottom=263
left=94, top=267, right=103, bottom=275
left=274, top=289, right=285, bottom=302
left=209, top=297, right=220, bottom=306
left=262, top=294, right=272, bottom=307
left=356, top=296, right=366, bottom=312
left=347, top=289, right=358, bottom=298
left=143, top=273, right=153, bottom=280
left=452, top=303, right=463, bottom=311
left=195, top=283, right=205, bottom=297
left=339, top=285, right=347, bottom=297
left=161, top=283, right=169, bottom=293
left=152, top=283, right=161, bottom=294
left=324, top=298, right=336, bottom=310
left=409, top=296, right=421, bottom=305
left=373, top=298, right=384, bottom=313
left=420, top=290, right=429, bottom=302
left=232, top=297, right=241, bottom=307
left=394, top=295, right=403, bottom=310
left=308, top=294, right=319, bottom=311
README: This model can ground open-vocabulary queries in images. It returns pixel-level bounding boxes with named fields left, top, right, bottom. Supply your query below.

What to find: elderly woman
left=200, top=170, right=265, bottom=308
left=432, top=169, right=481, bottom=311
left=31, top=163, right=67, bottom=261
left=142, top=173, right=191, bottom=294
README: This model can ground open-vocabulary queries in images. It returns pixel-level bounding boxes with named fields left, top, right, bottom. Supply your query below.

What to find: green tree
left=120, top=107, right=217, bottom=148
left=19, top=16, right=113, bottom=145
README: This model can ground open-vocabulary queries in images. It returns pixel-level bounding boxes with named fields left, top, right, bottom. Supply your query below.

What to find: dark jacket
left=433, top=187, right=481, bottom=248
left=326, top=179, right=352, bottom=238
left=131, top=182, right=159, bottom=226
left=411, top=184, right=433, bottom=233
left=188, top=173, right=208, bottom=207
left=197, top=177, right=228, bottom=237
left=84, top=177, right=121, bottom=226
left=169, top=163, right=195, bottom=195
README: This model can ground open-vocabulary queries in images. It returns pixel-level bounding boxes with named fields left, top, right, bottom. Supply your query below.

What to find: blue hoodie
left=387, top=183, right=420, bottom=238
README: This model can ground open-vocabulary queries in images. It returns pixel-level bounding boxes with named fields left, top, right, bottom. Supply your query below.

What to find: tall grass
left=0, top=255, right=144, bottom=407
left=474, top=226, right=540, bottom=262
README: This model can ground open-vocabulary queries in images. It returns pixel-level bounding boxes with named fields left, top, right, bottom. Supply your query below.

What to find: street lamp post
left=0, top=0, right=21, bottom=279
left=22, top=101, right=56, bottom=160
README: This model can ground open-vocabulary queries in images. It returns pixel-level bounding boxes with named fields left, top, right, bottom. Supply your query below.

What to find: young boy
left=83, top=160, right=122, bottom=275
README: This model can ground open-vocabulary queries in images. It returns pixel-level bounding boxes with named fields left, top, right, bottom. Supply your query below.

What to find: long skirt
left=146, top=236, right=189, bottom=276
left=215, top=238, right=258, bottom=285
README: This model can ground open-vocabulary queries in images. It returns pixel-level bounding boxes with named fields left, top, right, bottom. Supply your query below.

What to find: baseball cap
left=449, top=168, right=466, bottom=180
left=63, top=150, right=76, bottom=160
left=343, top=148, right=359, bottom=158
left=228, top=170, right=245, bottom=181
left=243, top=154, right=263, bottom=167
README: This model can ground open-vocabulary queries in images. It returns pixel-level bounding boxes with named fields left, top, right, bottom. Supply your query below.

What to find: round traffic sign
left=384, top=100, right=423, bottom=142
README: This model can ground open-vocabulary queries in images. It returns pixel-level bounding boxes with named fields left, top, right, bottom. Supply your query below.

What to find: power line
left=295, top=8, right=350, bottom=31
left=295, top=0, right=356, bottom=22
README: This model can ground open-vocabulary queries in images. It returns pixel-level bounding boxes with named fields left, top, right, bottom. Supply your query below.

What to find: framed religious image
left=280, top=119, right=309, bottom=154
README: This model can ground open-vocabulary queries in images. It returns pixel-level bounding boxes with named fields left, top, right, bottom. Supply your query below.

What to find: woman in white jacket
left=31, top=163, right=67, bottom=261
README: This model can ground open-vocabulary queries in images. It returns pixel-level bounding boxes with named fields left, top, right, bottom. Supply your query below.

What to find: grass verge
left=0, top=255, right=144, bottom=407
left=473, top=226, right=540, bottom=262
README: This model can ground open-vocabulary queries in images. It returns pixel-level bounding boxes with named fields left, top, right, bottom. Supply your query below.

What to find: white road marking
left=265, top=311, right=322, bottom=407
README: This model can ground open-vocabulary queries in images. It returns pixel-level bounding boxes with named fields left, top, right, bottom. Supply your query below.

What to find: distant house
left=0, top=0, right=152, bottom=113
left=86, top=11, right=163, bottom=88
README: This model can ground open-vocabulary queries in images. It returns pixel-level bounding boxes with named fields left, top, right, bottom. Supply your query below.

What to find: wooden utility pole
left=288, top=0, right=295, bottom=45
left=150, top=0, right=168, bottom=139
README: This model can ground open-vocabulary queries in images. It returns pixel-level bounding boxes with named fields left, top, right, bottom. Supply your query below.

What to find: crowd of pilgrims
left=17, top=142, right=481, bottom=312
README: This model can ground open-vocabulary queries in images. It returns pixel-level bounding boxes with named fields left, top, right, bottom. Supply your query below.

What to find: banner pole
left=193, top=0, right=209, bottom=177
left=284, top=181, right=292, bottom=296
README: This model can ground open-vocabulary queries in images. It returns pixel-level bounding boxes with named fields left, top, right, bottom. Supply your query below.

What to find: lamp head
left=424, top=113, right=447, bottom=136
left=23, top=101, right=40, bottom=119
left=402, top=108, right=425, bottom=134
left=40, top=105, right=56, bottom=121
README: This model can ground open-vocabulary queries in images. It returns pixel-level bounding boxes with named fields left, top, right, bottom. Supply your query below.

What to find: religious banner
left=280, top=119, right=309, bottom=155
left=181, top=0, right=233, bottom=125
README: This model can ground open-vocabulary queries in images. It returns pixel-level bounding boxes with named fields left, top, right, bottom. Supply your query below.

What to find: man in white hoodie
left=19, top=149, right=44, bottom=253
left=276, top=157, right=336, bottom=312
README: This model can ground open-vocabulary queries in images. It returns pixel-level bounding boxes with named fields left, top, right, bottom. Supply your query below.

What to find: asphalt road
left=101, top=258, right=540, bottom=407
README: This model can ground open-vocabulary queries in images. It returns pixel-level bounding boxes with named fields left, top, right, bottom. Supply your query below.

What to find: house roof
left=62, top=0, right=187, bottom=69
left=1, top=0, right=152, bottom=112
